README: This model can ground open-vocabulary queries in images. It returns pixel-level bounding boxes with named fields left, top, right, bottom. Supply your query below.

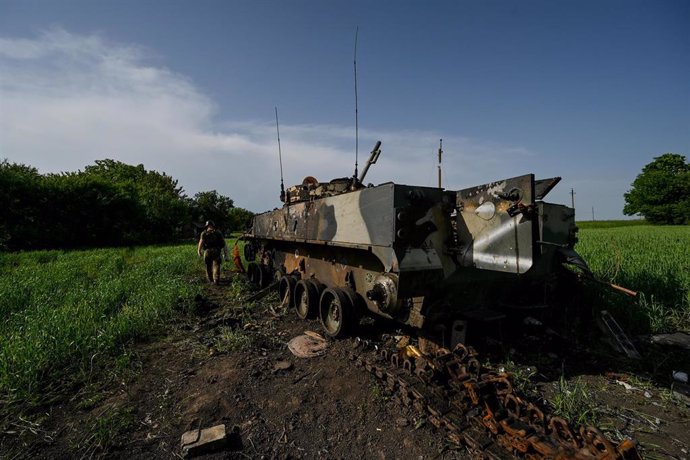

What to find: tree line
left=0, top=159, right=254, bottom=251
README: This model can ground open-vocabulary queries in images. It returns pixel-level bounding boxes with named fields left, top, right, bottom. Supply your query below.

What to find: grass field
left=1, top=222, right=687, bottom=406
left=0, top=244, right=201, bottom=405
left=575, top=221, right=690, bottom=333
left=576, top=219, right=650, bottom=230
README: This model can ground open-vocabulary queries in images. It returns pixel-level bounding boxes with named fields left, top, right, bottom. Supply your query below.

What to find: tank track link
left=350, top=342, right=641, bottom=459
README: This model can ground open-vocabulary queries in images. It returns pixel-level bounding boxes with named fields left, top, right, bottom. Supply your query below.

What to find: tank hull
left=245, top=174, right=579, bottom=341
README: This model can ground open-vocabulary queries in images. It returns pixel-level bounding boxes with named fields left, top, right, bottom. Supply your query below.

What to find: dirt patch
left=2, top=275, right=689, bottom=459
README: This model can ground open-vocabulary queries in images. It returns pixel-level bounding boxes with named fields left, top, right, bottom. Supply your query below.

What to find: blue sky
left=0, top=0, right=688, bottom=218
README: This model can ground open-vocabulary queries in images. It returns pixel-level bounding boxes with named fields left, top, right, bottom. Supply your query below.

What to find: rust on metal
left=350, top=340, right=641, bottom=460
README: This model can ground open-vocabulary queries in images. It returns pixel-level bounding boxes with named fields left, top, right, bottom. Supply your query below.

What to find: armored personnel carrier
left=243, top=141, right=582, bottom=344
left=241, top=141, right=644, bottom=459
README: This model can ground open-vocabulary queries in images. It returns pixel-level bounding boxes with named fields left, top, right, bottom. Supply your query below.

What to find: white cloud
left=1, top=29, right=544, bottom=212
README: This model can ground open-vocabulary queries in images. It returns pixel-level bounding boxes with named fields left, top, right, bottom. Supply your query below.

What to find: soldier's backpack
left=201, top=229, right=224, bottom=249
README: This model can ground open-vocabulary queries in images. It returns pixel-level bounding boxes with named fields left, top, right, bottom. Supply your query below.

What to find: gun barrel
left=358, top=141, right=382, bottom=183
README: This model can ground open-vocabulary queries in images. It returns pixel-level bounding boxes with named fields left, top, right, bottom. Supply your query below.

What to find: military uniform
left=200, top=228, right=226, bottom=284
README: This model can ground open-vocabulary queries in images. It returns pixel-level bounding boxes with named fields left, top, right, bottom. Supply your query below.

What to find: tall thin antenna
left=353, top=26, right=359, bottom=181
left=437, top=138, right=443, bottom=189
left=275, top=106, right=285, bottom=203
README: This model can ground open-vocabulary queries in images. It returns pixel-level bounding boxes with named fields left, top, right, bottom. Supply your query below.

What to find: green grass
left=73, top=405, right=136, bottom=454
left=550, top=376, right=598, bottom=426
left=577, top=219, right=650, bottom=229
left=0, top=244, right=201, bottom=405
left=576, top=225, right=690, bottom=333
left=213, top=326, right=251, bottom=353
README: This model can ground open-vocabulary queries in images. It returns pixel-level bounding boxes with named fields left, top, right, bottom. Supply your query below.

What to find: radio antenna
left=437, top=138, right=443, bottom=189
left=275, top=106, right=286, bottom=203
left=353, top=26, right=359, bottom=182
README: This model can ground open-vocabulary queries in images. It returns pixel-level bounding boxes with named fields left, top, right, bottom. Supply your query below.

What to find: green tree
left=1, top=158, right=192, bottom=250
left=624, top=153, right=690, bottom=224
left=228, top=207, right=255, bottom=232
left=0, top=161, right=44, bottom=249
left=190, top=190, right=235, bottom=232
left=83, top=160, right=190, bottom=242
left=42, top=173, right=141, bottom=247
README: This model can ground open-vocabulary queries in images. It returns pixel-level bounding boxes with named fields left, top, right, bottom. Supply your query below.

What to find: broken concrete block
left=181, top=424, right=227, bottom=457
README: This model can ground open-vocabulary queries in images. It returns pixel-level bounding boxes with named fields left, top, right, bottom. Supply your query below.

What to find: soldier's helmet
left=205, top=220, right=215, bottom=228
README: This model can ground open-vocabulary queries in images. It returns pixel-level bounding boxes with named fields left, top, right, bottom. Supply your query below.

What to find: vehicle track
left=349, top=339, right=642, bottom=459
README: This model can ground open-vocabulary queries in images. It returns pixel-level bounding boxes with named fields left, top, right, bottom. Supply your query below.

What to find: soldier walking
left=197, top=220, right=229, bottom=284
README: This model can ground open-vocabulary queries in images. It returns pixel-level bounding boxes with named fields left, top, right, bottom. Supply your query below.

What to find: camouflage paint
left=247, top=173, right=577, bottom=330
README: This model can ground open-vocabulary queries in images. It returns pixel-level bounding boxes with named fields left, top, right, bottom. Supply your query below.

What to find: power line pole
left=570, top=188, right=575, bottom=209
left=592, top=206, right=595, bottom=222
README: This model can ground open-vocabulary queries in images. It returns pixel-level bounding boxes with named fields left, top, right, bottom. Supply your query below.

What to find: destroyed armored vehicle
left=241, top=141, right=644, bottom=459
left=243, top=141, right=582, bottom=345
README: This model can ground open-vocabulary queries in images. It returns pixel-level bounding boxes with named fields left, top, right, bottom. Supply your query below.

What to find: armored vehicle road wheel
left=246, top=262, right=260, bottom=286
left=278, top=275, right=297, bottom=308
left=294, top=279, right=321, bottom=320
left=273, top=269, right=284, bottom=284
left=319, top=287, right=354, bottom=338
left=257, top=264, right=272, bottom=288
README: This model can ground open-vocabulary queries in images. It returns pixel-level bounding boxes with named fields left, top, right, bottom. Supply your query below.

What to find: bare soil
left=2, top=274, right=689, bottom=459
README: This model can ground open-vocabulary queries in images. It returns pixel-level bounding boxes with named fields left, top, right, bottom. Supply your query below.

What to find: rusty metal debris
left=287, top=333, right=328, bottom=358
left=180, top=424, right=228, bottom=458
left=351, top=341, right=641, bottom=459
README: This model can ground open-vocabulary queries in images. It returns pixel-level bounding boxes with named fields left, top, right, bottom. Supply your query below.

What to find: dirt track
left=4, top=275, right=690, bottom=459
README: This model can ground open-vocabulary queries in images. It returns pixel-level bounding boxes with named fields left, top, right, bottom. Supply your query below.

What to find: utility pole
left=437, top=139, right=443, bottom=189
left=570, top=188, right=575, bottom=209
left=592, top=206, right=595, bottom=222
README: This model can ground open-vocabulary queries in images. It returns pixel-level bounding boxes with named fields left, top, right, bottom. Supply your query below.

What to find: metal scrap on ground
left=180, top=424, right=227, bottom=458
left=287, top=331, right=328, bottom=358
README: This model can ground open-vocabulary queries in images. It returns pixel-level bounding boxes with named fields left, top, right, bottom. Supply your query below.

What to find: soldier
left=197, top=220, right=229, bottom=284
